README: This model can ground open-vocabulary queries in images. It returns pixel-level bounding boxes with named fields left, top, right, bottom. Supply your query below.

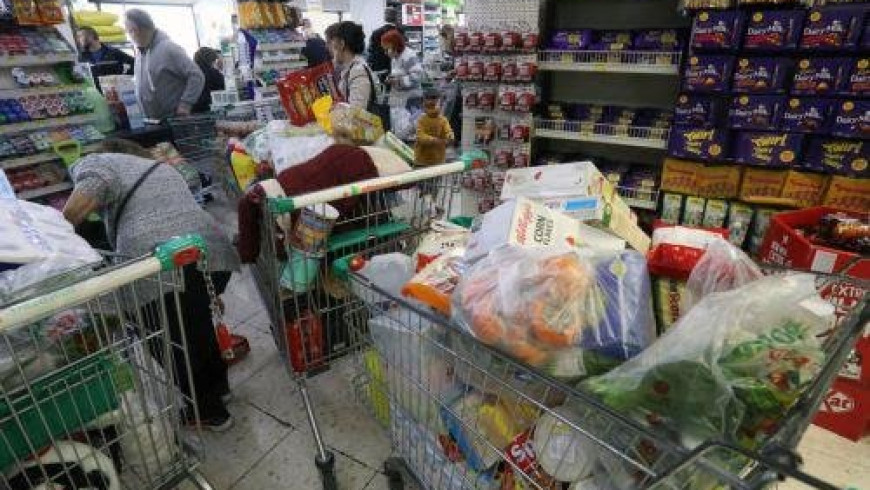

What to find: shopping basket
left=249, top=159, right=482, bottom=489
left=0, top=235, right=217, bottom=490
left=347, top=263, right=867, bottom=490
left=166, top=114, right=222, bottom=204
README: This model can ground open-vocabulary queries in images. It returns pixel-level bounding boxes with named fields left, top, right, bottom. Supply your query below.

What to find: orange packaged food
left=402, top=248, right=466, bottom=316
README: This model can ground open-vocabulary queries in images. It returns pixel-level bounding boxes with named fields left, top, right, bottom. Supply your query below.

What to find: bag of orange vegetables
left=452, top=245, right=656, bottom=379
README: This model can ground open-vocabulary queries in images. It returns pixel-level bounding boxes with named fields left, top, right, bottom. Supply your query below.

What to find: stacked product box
left=669, top=3, right=868, bottom=214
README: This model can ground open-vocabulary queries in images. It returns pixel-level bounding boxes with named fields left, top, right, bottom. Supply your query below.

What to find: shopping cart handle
left=154, top=234, right=208, bottom=270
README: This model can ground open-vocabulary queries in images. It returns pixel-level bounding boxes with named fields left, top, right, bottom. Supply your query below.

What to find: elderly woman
left=193, top=47, right=225, bottom=113
left=63, top=138, right=240, bottom=432
left=381, top=28, right=424, bottom=110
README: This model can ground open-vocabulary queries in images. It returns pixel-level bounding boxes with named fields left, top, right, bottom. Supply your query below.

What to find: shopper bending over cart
left=62, top=138, right=241, bottom=432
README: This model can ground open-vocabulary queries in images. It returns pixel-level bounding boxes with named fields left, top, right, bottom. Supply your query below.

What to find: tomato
left=348, top=255, right=366, bottom=272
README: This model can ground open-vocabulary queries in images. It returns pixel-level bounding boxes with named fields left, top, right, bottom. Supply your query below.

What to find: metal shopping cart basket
left=166, top=114, right=222, bottom=205
left=249, top=160, right=481, bottom=489
left=347, top=262, right=868, bottom=489
left=0, top=236, right=217, bottom=490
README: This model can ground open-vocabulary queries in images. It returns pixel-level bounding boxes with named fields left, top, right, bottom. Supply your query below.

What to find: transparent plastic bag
left=452, top=246, right=656, bottom=379
left=581, top=273, right=834, bottom=453
left=683, top=237, right=763, bottom=312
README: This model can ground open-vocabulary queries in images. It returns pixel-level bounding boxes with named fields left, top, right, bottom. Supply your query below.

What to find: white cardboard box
left=464, top=197, right=626, bottom=263
left=500, top=162, right=651, bottom=252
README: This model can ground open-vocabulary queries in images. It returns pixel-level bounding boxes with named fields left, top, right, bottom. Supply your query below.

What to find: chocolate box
left=743, top=10, right=806, bottom=51
left=674, top=94, right=719, bottom=127
left=780, top=97, right=833, bottom=134
left=792, top=58, right=847, bottom=96
left=682, top=55, right=735, bottom=93
left=840, top=57, right=870, bottom=96
left=690, top=10, right=745, bottom=51
left=667, top=127, right=727, bottom=161
left=822, top=175, right=870, bottom=213
left=728, top=95, right=785, bottom=130
left=804, top=138, right=869, bottom=177
left=800, top=6, right=865, bottom=51
left=830, top=100, right=870, bottom=139
left=633, top=29, right=682, bottom=51
left=732, top=57, right=791, bottom=94
left=734, top=131, right=803, bottom=167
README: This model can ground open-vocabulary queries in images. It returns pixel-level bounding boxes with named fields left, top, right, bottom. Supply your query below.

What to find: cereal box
left=733, top=131, right=803, bottom=167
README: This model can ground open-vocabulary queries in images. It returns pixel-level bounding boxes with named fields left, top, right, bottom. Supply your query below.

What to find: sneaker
left=187, top=414, right=234, bottom=433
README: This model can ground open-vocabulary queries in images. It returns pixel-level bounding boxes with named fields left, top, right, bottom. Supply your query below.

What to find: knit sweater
left=236, top=145, right=379, bottom=263
left=414, top=113, right=454, bottom=165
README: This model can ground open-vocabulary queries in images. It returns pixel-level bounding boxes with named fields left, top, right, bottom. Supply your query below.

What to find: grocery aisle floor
left=188, top=193, right=870, bottom=490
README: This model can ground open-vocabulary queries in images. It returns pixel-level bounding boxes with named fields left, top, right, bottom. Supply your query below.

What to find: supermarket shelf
left=0, top=53, right=77, bottom=67
left=17, top=181, right=73, bottom=200
left=617, top=186, right=659, bottom=211
left=0, top=114, right=98, bottom=136
left=257, top=42, right=306, bottom=51
left=0, top=84, right=88, bottom=98
left=534, top=119, right=669, bottom=150
left=1, top=143, right=102, bottom=170
left=255, top=61, right=307, bottom=73
left=538, top=50, right=681, bottom=75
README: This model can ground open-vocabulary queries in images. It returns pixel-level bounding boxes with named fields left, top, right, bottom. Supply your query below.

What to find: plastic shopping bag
left=453, top=246, right=656, bottom=379
left=683, top=237, right=763, bottom=312
left=581, top=273, right=834, bottom=450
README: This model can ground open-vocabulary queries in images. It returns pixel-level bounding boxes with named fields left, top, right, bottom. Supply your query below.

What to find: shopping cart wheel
left=384, top=458, right=405, bottom=490
left=315, top=451, right=338, bottom=490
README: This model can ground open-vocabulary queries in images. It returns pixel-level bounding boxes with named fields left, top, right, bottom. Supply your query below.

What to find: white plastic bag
left=683, top=237, right=763, bottom=312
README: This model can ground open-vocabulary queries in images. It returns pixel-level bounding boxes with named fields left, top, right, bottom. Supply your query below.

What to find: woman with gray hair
left=124, top=8, right=204, bottom=119
left=63, top=138, right=240, bottom=431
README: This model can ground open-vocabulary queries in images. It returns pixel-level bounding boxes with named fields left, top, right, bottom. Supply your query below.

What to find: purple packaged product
left=780, top=97, right=833, bottom=134
left=804, top=138, right=869, bottom=177
left=728, top=95, right=785, bottom=130
left=691, top=10, right=745, bottom=51
left=800, top=6, right=864, bottom=51
left=732, top=57, right=791, bottom=94
left=550, top=30, right=593, bottom=50
left=682, top=55, right=735, bottom=93
left=862, top=20, right=870, bottom=50
left=734, top=132, right=803, bottom=167
left=668, top=127, right=727, bottom=161
left=591, top=31, right=633, bottom=51
left=840, top=58, right=869, bottom=97
left=633, top=29, right=682, bottom=51
left=830, top=100, right=870, bottom=139
left=743, top=10, right=806, bottom=51
left=792, top=58, right=847, bottom=96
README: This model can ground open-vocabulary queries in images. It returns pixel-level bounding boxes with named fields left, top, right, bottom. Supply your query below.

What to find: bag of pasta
left=452, top=246, right=656, bottom=379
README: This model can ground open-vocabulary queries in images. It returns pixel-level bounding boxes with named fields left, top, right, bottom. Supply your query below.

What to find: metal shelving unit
left=0, top=53, right=77, bottom=68
left=0, top=114, right=99, bottom=136
left=16, top=181, right=73, bottom=200
left=535, top=119, right=670, bottom=149
left=0, top=84, right=89, bottom=98
left=539, top=49, right=682, bottom=74
left=1, top=143, right=102, bottom=170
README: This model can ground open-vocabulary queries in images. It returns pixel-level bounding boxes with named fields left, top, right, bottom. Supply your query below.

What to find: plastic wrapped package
left=647, top=225, right=729, bottom=280
left=0, top=200, right=101, bottom=301
left=265, top=121, right=334, bottom=174
left=369, top=313, right=455, bottom=432
left=682, top=238, right=763, bottom=312
left=581, top=273, right=834, bottom=457
left=453, top=246, right=656, bottom=379
left=330, top=103, right=384, bottom=145
left=413, top=221, right=471, bottom=272
left=402, top=248, right=468, bottom=316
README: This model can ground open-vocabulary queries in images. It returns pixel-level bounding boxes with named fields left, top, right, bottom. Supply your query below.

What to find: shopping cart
left=0, top=236, right=217, bottom=490
left=348, top=265, right=867, bottom=489
left=166, top=114, right=221, bottom=205
left=250, top=159, right=481, bottom=489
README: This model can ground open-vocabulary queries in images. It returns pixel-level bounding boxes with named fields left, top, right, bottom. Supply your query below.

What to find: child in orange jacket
left=415, top=89, right=455, bottom=166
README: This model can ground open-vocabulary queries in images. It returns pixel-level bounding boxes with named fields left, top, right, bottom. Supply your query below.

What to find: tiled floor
left=189, top=194, right=869, bottom=490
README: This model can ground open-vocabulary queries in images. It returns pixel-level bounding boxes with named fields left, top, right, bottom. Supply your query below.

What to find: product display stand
left=536, top=0, right=689, bottom=212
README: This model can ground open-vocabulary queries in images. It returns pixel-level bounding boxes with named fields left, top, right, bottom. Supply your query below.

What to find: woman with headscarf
left=193, top=47, right=225, bottom=113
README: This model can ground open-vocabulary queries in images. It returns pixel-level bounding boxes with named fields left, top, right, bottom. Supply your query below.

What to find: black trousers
left=143, top=265, right=232, bottom=419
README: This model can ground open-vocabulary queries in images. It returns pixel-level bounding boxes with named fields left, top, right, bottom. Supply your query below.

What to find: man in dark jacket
left=77, top=26, right=135, bottom=74
left=367, top=7, right=405, bottom=78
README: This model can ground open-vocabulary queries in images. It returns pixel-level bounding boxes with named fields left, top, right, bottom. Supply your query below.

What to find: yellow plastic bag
left=311, top=95, right=334, bottom=134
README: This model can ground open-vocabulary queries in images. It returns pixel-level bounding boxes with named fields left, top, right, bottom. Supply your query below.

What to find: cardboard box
left=813, top=379, right=870, bottom=441
left=662, top=159, right=742, bottom=198
left=661, top=158, right=701, bottom=194
left=740, top=168, right=827, bottom=207
left=500, top=163, right=651, bottom=251
left=464, top=197, right=627, bottom=263
left=822, top=175, right=870, bottom=213
left=759, top=207, right=870, bottom=278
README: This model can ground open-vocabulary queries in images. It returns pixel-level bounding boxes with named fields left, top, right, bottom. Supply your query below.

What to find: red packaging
left=469, top=57, right=485, bottom=81
left=813, top=379, right=870, bottom=441
left=758, top=207, right=870, bottom=279
left=464, top=89, right=479, bottom=109
left=479, top=87, right=496, bottom=111
left=455, top=58, right=469, bottom=80
left=499, top=86, right=517, bottom=111
left=522, top=31, right=539, bottom=52
left=516, top=87, right=536, bottom=113
left=484, top=59, right=503, bottom=82
left=285, top=310, right=325, bottom=373
left=510, top=122, right=530, bottom=143
left=455, top=30, right=470, bottom=52
left=502, top=58, right=519, bottom=83
left=503, top=30, right=522, bottom=52
left=277, top=63, right=339, bottom=126
left=647, top=222, right=730, bottom=280
left=484, top=31, right=503, bottom=53
left=494, top=148, right=513, bottom=167
left=469, top=31, right=484, bottom=53
left=518, top=59, right=538, bottom=82
left=512, top=148, right=530, bottom=168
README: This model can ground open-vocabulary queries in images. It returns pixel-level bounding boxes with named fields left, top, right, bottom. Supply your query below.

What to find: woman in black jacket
left=193, top=47, right=225, bottom=113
